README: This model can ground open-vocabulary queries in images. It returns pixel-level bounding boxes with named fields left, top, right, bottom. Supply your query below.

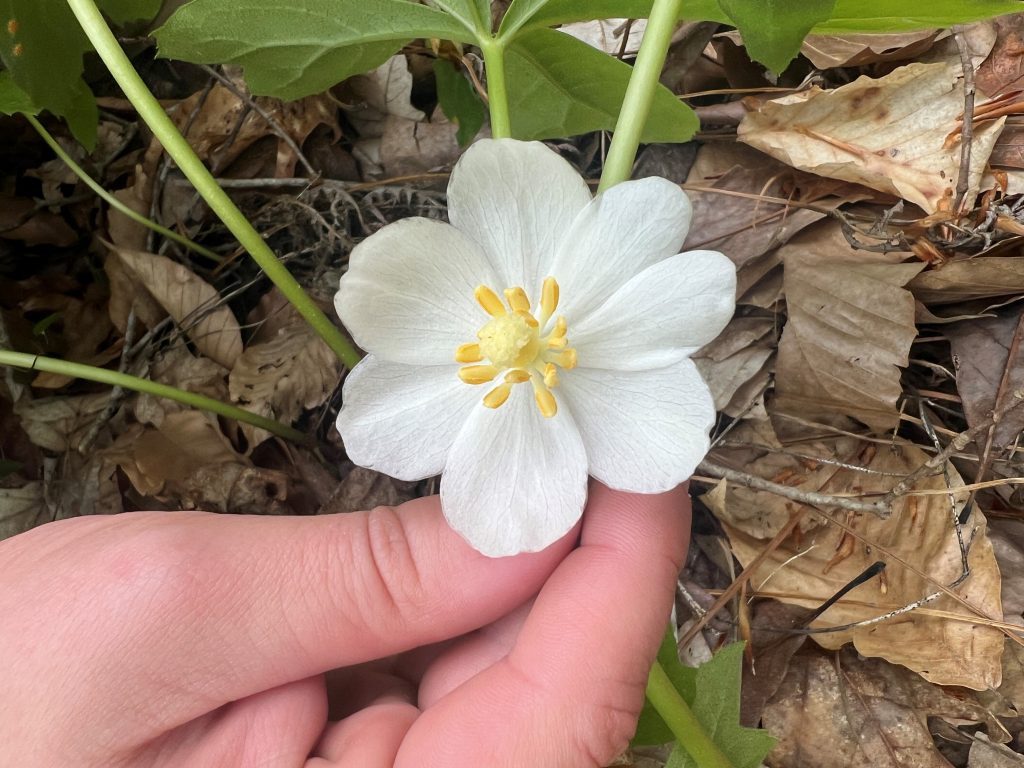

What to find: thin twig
left=953, top=26, right=977, bottom=212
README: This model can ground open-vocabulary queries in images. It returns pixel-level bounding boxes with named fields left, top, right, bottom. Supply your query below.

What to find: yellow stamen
left=455, top=342, right=483, bottom=363
left=475, top=285, right=506, bottom=317
left=543, top=363, right=559, bottom=388
left=505, top=369, right=531, bottom=384
left=504, top=287, right=531, bottom=313
left=483, top=383, right=512, bottom=409
left=515, top=309, right=539, bottom=328
left=540, top=277, right=559, bottom=322
left=550, top=316, right=567, bottom=338
left=548, top=348, right=577, bottom=370
left=546, top=335, right=567, bottom=349
left=459, top=365, right=499, bottom=385
left=532, top=378, right=557, bottom=418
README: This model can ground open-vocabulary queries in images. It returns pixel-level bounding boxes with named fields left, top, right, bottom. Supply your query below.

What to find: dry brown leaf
left=380, top=110, right=461, bottom=177
left=175, top=463, right=290, bottom=515
left=693, top=316, right=775, bottom=415
left=946, top=308, right=1024, bottom=447
left=799, top=30, right=941, bottom=69
left=561, top=18, right=646, bottom=56
left=989, top=121, right=1024, bottom=169
left=103, top=251, right=166, bottom=334
left=228, top=304, right=340, bottom=448
left=0, top=193, right=77, bottom=247
left=0, top=482, right=44, bottom=540
left=134, top=346, right=230, bottom=427
left=764, top=647, right=1006, bottom=768
left=773, top=252, right=923, bottom=432
left=14, top=393, right=110, bottom=452
left=738, top=62, right=1005, bottom=213
left=989, top=518, right=1024, bottom=624
left=911, top=258, right=1024, bottom=305
left=715, top=438, right=1002, bottom=689
left=968, top=734, right=1024, bottom=768
left=346, top=54, right=426, bottom=140
left=976, top=13, right=1024, bottom=98
left=323, top=466, right=418, bottom=514
left=113, top=246, right=242, bottom=369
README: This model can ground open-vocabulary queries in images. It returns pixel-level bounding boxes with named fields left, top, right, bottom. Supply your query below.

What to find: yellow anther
left=505, top=369, right=531, bottom=384
left=543, top=363, right=559, bottom=388
left=504, top=286, right=531, bottom=313
left=483, top=383, right=512, bottom=409
left=455, top=342, right=483, bottom=363
left=515, top=309, right=539, bottom=328
left=540, top=277, right=559, bottom=322
left=551, top=316, right=567, bottom=338
left=549, top=349, right=577, bottom=370
left=533, top=380, right=557, bottom=418
left=475, top=285, right=506, bottom=317
left=546, top=335, right=567, bottom=349
left=458, top=365, right=499, bottom=385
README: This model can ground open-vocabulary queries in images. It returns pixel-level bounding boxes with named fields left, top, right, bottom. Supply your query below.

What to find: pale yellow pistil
left=456, top=277, right=577, bottom=418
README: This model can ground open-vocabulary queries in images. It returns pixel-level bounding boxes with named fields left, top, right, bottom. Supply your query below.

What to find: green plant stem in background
left=0, top=350, right=308, bottom=443
left=479, top=38, right=512, bottom=138
left=598, top=0, right=686, bottom=191
left=25, top=114, right=222, bottom=263
left=64, top=0, right=362, bottom=370
left=594, top=0, right=733, bottom=765
left=647, top=660, right=735, bottom=768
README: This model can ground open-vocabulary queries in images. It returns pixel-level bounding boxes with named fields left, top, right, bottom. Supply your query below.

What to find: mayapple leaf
left=433, top=59, right=485, bottom=146
left=154, top=0, right=477, bottom=101
left=98, top=0, right=162, bottom=24
left=718, top=0, right=835, bottom=73
left=817, top=0, right=1024, bottom=32
left=634, top=637, right=776, bottom=768
left=427, top=0, right=492, bottom=35
left=0, top=70, right=37, bottom=115
left=509, top=0, right=727, bottom=31
left=505, top=27, right=698, bottom=143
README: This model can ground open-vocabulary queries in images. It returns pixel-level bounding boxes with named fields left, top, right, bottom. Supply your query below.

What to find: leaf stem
left=64, top=0, right=362, bottom=370
left=598, top=0, right=685, bottom=191
left=0, top=350, right=308, bottom=444
left=479, top=37, right=512, bottom=138
left=647, top=659, right=736, bottom=768
left=25, top=114, right=222, bottom=263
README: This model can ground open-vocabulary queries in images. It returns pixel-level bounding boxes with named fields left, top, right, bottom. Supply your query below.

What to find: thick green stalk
left=26, top=114, right=222, bottom=263
left=479, top=38, right=512, bottom=138
left=647, top=660, right=735, bottom=768
left=64, top=0, right=361, bottom=370
left=597, top=1, right=731, bottom=765
left=0, top=350, right=307, bottom=444
left=598, top=0, right=685, bottom=191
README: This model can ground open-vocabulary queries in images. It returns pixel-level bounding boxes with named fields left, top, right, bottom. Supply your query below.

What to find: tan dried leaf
left=560, top=18, right=647, bottom=56
left=764, top=648, right=1006, bottom=768
left=910, top=257, right=1024, bottom=305
left=0, top=482, right=44, bottom=540
left=717, top=440, right=1002, bottom=689
left=14, top=394, right=109, bottom=452
left=323, top=466, right=418, bottom=514
left=774, top=253, right=923, bottom=432
left=134, top=346, right=229, bottom=427
left=228, top=313, right=340, bottom=448
left=694, top=317, right=774, bottom=414
left=114, top=246, right=243, bottom=369
left=738, top=62, right=1005, bottom=213
left=799, top=30, right=941, bottom=69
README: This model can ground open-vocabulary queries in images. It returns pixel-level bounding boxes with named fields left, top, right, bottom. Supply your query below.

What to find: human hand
left=0, top=482, right=690, bottom=767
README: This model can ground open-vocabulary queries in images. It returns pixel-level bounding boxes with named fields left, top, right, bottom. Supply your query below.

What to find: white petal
left=571, top=250, right=736, bottom=371
left=561, top=359, right=715, bottom=493
left=447, top=139, right=592, bottom=294
left=552, top=177, right=693, bottom=323
left=441, top=385, right=588, bottom=557
left=335, top=218, right=498, bottom=366
left=336, top=356, right=478, bottom=481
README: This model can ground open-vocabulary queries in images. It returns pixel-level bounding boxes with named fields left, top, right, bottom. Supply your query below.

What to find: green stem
left=597, top=0, right=684, bottom=192
left=647, top=659, right=735, bottom=768
left=64, top=0, right=362, bottom=371
left=479, top=38, right=512, bottom=138
left=26, top=114, right=222, bottom=263
left=0, top=350, right=308, bottom=444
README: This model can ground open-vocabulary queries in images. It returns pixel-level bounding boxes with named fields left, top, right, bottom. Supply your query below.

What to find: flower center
left=455, top=276, right=577, bottom=418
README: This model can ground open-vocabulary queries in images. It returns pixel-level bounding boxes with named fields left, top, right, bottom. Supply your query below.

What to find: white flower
left=335, top=139, right=735, bottom=557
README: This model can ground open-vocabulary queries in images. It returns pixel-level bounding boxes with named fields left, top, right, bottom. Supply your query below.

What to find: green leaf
left=505, top=27, right=698, bottom=142
left=818, top=0, right=1024, bottom=32
left=100, top=0, right=162, bottom=24
left=0, top=70, right=37, bottom=115
left=427, top=0, right=491, bottom=35
left=508, top=0, right=728, bottom=31
left=154, top=0, right=477, bottom=101
left=667, top=645, right=776, bottom=768
left=718, top=0, right=835, bottom=73
left=433, top=58, right=485, bottom=145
